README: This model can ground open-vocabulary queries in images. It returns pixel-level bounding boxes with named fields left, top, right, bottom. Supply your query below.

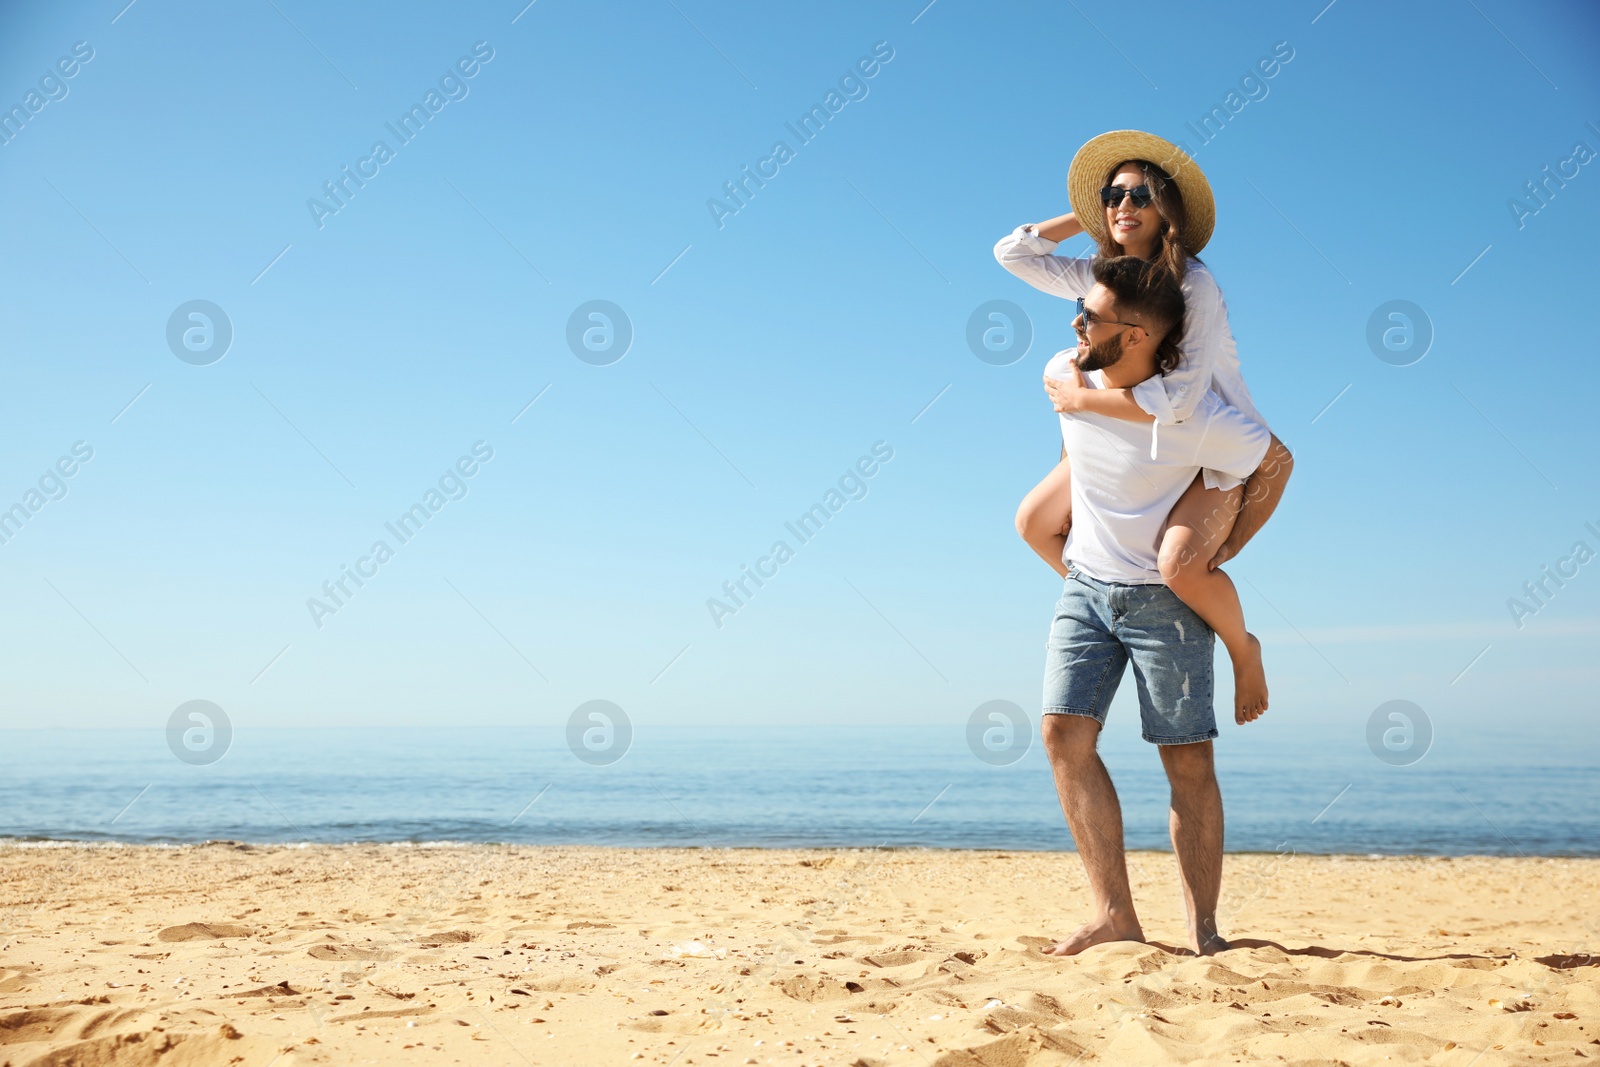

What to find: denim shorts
left=1042, top=565, right=1217, bottom=745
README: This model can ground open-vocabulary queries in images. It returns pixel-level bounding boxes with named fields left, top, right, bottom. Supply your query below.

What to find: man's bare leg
left=1158, top=739, right=1228, bottom=955
left=1040, top=713, right=1145, bottom=955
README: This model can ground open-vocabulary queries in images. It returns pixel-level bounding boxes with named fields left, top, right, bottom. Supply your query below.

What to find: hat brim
left=1067, top=130, right=1215, bottom=255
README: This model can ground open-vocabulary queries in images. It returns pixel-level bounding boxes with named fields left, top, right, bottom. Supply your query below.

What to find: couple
left=994, top=130, right=1294, bottom=957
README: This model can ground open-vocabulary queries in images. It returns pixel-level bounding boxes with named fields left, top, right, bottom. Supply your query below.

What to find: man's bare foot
left=1232, top=633, right=1268, bottom=724
left=1040, top=914, right=1144, bottom=956
left=1184, top=916, right=1231, bottom=956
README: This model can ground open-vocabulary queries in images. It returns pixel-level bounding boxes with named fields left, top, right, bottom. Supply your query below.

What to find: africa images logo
left=706, top=41, right=895, bottom=230
left=306, top=442, right=495, bottom=628
left=706, top=441, right=894, bottom=628
left=305, top=41, right=496, bottom=229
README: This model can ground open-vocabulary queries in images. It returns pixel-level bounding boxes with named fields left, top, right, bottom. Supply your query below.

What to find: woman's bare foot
left=1194, top=931, right=1232, bottom=956
left=1232, top=633, right=1268, bottom=724
left=1040, top=913, right=1144, bottom=957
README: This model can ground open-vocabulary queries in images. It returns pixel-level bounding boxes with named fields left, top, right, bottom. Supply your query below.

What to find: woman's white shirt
left=993, top=224, right=1270, bottom=490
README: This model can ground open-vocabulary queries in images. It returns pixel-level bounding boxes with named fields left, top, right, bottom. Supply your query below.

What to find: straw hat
left=1067, top=130, right=1215, bottom=254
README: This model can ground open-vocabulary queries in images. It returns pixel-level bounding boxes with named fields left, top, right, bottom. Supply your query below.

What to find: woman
left=993, top=129, right=1293, bottom=725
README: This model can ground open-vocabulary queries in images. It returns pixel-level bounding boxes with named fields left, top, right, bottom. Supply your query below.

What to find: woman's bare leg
left=1157, top=475, right=1268, bottom=724
left=1016, top=458, right=1074, bottom=578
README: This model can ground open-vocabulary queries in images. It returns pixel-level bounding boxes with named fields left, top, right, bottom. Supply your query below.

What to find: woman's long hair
left=1091, top=159, right=1198, bottom=290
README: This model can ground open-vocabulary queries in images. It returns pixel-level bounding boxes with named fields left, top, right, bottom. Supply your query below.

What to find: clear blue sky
left=0, top=0, right=1595, bottom=743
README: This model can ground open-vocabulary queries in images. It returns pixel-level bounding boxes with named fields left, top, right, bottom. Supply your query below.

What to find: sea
left=0, top=723, right=1594, bottom=855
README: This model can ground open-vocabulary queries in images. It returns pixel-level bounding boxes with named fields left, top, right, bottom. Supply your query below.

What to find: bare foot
left=1175, top=917, right=1233, bottom=956
left=1040, top=914, right=1144, bottom=957
left=1233, top=633, right=1268, bottom=724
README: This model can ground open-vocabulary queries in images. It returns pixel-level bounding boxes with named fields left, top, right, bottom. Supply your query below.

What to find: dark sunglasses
left=1075, top=297, right=1141, bottom=332
left=1100, top=184, right=1154, bottom=209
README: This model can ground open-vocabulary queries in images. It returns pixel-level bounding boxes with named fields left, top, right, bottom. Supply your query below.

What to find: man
left=1039, top=255, right=1270, bottom=958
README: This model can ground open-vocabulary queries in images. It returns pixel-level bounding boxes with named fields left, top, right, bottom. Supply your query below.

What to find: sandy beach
left=1, top=844, right=1595, bottom=1066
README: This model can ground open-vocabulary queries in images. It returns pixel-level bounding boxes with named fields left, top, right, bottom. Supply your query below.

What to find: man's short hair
left=1090, top=255, right=1186, bottom=373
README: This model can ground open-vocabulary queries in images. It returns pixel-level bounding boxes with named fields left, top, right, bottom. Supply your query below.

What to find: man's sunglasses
left=1100, top=184, right=1154, bottom=209
left=1075, top=297, right=1141, bottom=333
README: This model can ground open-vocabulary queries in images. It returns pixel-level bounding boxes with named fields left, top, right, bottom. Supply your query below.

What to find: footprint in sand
left=0, top=1008, right=272, bottom=1066
left=157, top=922, right=254, bottom=942
left=307, top=943, right=392, bottom=961
left=0, top=968, right=35, bottom=993
left=415, top=929, right=476, bottom=947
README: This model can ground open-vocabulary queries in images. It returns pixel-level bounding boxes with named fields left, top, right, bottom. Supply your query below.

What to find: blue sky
left=0, top=0, right=1596, bottom=748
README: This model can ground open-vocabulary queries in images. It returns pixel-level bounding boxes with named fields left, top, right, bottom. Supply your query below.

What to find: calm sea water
left=0, top=724, right=1594, bottom=855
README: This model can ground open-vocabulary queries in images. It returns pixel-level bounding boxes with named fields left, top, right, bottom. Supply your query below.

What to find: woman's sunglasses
left=1100, top=185, right=1154, bottom=209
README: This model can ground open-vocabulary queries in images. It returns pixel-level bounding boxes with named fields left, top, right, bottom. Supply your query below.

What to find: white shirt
left=994, top=225, right=1270, bottom=490
left=1046, top=351, right=1270, bottom=584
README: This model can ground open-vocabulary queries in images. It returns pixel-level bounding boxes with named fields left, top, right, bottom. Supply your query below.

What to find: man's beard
left=1075, top=331, right=1125, bottom=373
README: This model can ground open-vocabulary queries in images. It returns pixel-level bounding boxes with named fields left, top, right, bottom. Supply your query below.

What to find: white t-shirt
left=1046, top=351, right=1271, bottom=585
left=994, top=226, right=1270, bottom=491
